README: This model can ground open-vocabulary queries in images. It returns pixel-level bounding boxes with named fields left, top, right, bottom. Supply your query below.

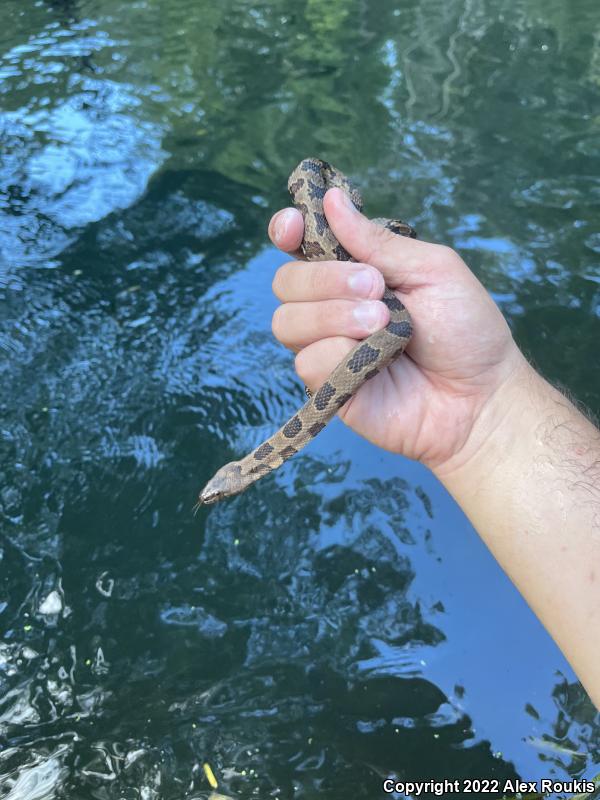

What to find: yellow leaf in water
left=203, top=762, right=218, bottom=789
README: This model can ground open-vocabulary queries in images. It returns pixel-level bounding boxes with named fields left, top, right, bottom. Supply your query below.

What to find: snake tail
left=198, top=158, right=415, bottom=505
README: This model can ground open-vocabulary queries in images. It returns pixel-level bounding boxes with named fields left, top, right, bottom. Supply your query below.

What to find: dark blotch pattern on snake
left=198, top=157, right=415, bottom=505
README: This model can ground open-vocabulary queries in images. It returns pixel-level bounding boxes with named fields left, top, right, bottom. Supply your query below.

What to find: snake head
left=197, top=485, right=224, bottom=506
left=198, top=462, right=244, bottom=505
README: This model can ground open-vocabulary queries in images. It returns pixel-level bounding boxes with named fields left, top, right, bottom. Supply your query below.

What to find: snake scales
left=198, top=157, right=416, bottom=505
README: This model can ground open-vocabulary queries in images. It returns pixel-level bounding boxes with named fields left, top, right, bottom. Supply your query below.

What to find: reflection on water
left=1, top=0, right=599, bottom=797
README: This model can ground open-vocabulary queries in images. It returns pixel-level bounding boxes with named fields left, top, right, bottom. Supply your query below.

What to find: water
left=1, top=0, right=599, bottom=797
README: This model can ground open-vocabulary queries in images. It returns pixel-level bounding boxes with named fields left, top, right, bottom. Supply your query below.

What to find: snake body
left=198, top=158, right=415, bottom=505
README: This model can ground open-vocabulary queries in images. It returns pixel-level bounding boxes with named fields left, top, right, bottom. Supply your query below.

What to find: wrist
left=432, top=350, right=540, bottom=492
left=435, top=352, right=598, bottom=499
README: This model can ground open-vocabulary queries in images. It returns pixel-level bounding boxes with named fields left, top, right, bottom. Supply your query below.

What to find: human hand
left=268, top=187, right=527, bottom=473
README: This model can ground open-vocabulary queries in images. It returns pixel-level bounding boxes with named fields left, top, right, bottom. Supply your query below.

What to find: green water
left=1, top=0, right=599, bottom=797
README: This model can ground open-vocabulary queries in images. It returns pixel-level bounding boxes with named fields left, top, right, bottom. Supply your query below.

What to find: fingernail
left=353, top=301, right=385, bottom=332
left=348, top=269, right=374, bottom=296
left=274, top=209, right=293, bottom=242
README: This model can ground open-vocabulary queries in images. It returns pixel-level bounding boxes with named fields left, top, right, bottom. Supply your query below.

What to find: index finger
left=268, top=207, right=305, bottom=258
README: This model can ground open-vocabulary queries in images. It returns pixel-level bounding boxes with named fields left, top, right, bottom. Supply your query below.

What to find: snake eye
left=200, top=490, right=219, bottom=505
left=198, top=488, right=214, bottom=505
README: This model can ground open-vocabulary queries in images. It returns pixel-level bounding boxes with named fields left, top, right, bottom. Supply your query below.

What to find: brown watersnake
left=198, top=158, right=416, bottom=505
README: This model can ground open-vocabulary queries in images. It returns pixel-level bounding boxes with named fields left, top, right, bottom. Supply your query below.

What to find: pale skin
left=268, top=187, right=600, bottom=709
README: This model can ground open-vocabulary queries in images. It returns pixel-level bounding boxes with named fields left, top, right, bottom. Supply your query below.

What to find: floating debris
left=203, top=762, right=218, bottom=789
left=39, top=590, right=63, bottom=615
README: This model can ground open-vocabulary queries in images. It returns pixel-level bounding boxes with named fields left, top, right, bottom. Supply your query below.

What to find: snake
left=198, top=157, right=416, bottom=505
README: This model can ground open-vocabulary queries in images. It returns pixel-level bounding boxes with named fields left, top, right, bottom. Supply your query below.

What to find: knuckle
left=314, top=300, right=334, bottom=332
left=308, top=264, right=327, bottom=297
left=271, top=265, right=288, bottom=299
left=433, top=243, right=459, bottom=267
left=365, top=222, right=398, bottom=262
left=294, top=349, right=309, bottom=380
left=369, top=267, right=385, bottom=297
left=374, top=222, right=398, bottom=245
left=271, top=304, right=286, bottom=340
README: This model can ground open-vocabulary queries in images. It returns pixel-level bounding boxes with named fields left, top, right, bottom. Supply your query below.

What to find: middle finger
left=272, top=299, right=390, bottom=350
left=272, top=261, right=385, bottom=303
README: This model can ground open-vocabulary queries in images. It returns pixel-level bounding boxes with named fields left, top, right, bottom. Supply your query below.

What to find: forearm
left=435, top=354, right=600, bottom=708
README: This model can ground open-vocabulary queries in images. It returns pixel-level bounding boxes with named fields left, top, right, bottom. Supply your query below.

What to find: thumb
left=323, top=186, right=427, bottom=286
